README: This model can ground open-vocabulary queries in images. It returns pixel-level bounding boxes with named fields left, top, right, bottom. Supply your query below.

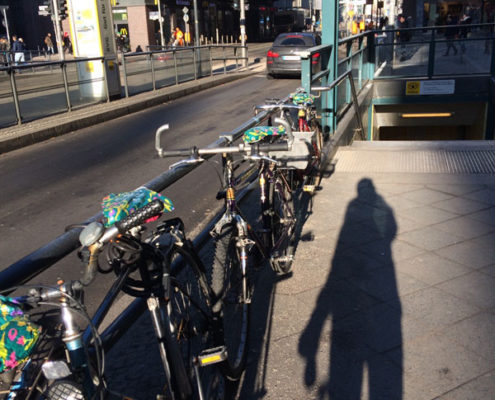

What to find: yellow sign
left=406, top=81, right=421, bottom=95
left=119, top=27, right=128, bottom=36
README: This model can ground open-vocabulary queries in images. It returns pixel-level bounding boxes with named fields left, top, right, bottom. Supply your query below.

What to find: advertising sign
left=68, top=0, right=120, bottom=98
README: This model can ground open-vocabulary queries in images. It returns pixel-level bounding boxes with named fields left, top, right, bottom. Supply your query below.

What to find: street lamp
left=0, top=6, right=10, bottom=44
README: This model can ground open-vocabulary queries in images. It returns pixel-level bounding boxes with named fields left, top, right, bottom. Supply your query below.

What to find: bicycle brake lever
left=169, top=157, right=204, bottom=170
left=246, top=154, right=280, bottom=165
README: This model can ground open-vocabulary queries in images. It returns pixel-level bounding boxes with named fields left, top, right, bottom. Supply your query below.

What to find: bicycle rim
left=269, top=173, right=295, bottom=274
left=166, top=246, right=213, bottom=399
left=211, top=225, right=249, bottom=381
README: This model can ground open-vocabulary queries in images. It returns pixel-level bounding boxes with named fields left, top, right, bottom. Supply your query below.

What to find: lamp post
left=0, top=6, right=10, bottom=44
left=157, top=0, right=165, bottom=47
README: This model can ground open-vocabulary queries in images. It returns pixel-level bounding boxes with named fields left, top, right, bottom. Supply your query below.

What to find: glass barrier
left=434, top=38, right=492, bottom=75
left=124, top=54, right=153, bottom=96
left=0, top=70, right=17, bottom=127
left=176, top=49, right=195, bottom=83
left=14, top=66, right=68, bottom=122
left=68, top=60, right=107, bottom=109
left=152, top=52, right=177, bottom=89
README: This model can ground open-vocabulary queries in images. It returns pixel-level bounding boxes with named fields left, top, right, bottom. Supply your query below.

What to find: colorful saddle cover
left=290, top=92, right=315, bottom=106
left=0, top=295, right=40, bottom=372
left=102, top=187, right=174, bottom=227
left=243, top=125, right=287, bottom=144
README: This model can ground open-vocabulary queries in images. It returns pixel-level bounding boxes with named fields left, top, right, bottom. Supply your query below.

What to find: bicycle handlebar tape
left=160, top=146, right=198, bottom=158
left=115, top=199, right=164, bottom=233
left=258, top=142, right=289, bottom=152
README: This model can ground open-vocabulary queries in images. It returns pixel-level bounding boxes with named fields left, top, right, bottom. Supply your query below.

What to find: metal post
left=223, top=46, right=227, bottom=74
left=358, top=35, right=364, bottom=89
left=491, top=37, right=495, bottom=76
left=347, top=72, right=365, bottom=140
left=428, top=28, right=436, bottom=78
left=192, top=48, right=197, bottom=80
left=209, top=45, right=213, bottom=76
left=321, top=0, right=338, bottom=133
left=173, top=50, right=179, bottom=84
left=150, top=53, right=156, bottom=90
left=9, top=69, right=22, bottom=125
left=0, top=7, right=11, bottom=44
left=346, top=40, right=352, bottom=104
left=193, top=0, right=200, bottom=46
left=51, top=0, right=65, bottom=61
left=239, top=0, right=247, bottom=67
left=157, top=0, right=165, bottom=48
left=102, top=59, right=110, bottom=102
left=61, top=62, right=72, bottom=111
left=121, top=51, right=129, bottom=98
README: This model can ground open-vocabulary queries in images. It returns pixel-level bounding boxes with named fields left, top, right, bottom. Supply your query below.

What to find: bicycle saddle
left=290, top=92, right=315, bottom=106
left=102, top=187, right=174, bottom=227
left=243, top=125, right=287, bottom=144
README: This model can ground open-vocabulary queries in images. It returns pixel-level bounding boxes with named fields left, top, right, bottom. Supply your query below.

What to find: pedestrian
left=458, top=12, right=472, bottom=54
left=172, top=27, right=184, bottom=47
left=44, top=33, right=54, bottom=54
left=62, top=32, right=72, bottom=54
left=0, top=36, right=9, bottom=66
left=11, top=35, right=25, bottom=65
left=443, top=14, right=458, bottom=56
left=396, top=14, right=411, bottom=61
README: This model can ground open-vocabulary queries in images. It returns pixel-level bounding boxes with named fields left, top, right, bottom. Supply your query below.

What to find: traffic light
left=42, top=0, right=52, bottom=15
left=58, top=0, right=68, bottom=20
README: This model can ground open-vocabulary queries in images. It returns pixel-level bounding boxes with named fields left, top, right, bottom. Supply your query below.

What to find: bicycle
left=1, top=188, right=227, bottom=400
left=252, top=89, right=324, bottom=194
left=156, top=125, right=297, bottom=379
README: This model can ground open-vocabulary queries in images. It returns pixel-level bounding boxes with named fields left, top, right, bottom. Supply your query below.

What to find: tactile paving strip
left=335, top=142, right=495, bottom=174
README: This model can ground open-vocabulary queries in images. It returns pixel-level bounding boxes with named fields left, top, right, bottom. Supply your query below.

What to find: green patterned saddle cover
left=102, top=187, right=174, bottom=227
left=243, top=125, right=287, bottom=144
left=290, top=92, right=315, bottom=106
left=0, top=295, right=40, bottom=372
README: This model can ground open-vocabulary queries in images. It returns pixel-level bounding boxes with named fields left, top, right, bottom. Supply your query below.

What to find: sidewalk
left=103, top=140, right=495, bottom=399
left=237, top=140, right=495, bottom=399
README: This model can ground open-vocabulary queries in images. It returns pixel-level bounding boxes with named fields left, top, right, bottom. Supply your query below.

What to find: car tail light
left=267, top=50, right=279, bottom=58
left=312, top=52, right=320, bottom=65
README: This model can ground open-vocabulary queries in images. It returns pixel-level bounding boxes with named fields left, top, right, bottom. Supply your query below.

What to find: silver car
left=266, top=32, right=322, bottom=78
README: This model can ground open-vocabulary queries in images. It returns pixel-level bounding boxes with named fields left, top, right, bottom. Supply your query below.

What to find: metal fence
left=0, top=44, right=247, bottom=128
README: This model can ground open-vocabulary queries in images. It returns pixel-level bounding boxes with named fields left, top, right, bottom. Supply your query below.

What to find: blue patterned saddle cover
left=290, top=92, right=315, bottom=106
left=101, top=187, right=174, bottom=227
left=243, top=125, right=287, bottom=144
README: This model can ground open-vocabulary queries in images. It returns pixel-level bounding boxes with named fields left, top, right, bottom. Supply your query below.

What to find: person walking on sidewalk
left=11, top=35, right=25, bottom=65
left=459, top=12, right=472, bottom=54
left=172, top=27, right=184, bottom=47
left=443, top=15, right=458, bottom=56
left=44, top=33, right=54, bottom=54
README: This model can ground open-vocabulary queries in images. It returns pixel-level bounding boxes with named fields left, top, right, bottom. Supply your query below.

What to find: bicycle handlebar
left=254, top=103, right=305, bottom=112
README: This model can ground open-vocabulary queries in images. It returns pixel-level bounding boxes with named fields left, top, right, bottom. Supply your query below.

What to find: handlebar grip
left=115, top=199, right=164, bottom=233
left=160, top=147, right=198, bottom=158
left=256, top=142, right=289, bottom=152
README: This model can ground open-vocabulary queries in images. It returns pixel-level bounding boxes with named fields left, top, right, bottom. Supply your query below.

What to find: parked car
left=266, top=32, right=321, bottom=78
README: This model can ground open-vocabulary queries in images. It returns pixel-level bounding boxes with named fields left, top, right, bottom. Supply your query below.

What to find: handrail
left=0, top=104, right=277, bottom=292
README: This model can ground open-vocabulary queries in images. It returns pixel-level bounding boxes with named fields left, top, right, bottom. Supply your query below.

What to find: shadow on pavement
left=298, top=178, right=403, bottom=399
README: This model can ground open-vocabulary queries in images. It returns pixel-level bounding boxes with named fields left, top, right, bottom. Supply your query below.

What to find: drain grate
left=335, top=146, right=495, bottom=174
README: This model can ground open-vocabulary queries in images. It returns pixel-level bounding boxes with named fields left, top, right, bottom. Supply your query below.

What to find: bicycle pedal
left=303, top=184, right=315, bottom=193
left=197, top=346, right=228, bottom=367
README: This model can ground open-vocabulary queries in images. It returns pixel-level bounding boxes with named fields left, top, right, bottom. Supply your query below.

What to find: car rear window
left=274, top=35, right=315, bottom=46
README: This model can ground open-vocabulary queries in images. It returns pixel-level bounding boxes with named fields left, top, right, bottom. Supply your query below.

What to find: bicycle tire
left=211, top=224, right=250, bottom=381
left=165, top=245, right=215, bottom=399
left=269, top=171, right=296, bottom=274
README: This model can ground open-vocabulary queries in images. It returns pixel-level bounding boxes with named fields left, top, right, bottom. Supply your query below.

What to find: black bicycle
left=1, top=189, right=227, bottom=400
left=156, top=124, right=297, bottom=380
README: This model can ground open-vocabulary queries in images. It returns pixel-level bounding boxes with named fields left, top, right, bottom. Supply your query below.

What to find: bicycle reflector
left=197, top=346, right=227, bottom=367
left=45, top=380, right=84, bottom=400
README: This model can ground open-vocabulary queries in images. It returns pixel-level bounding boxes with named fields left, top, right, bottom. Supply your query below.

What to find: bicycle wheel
left=269, top=171, right=296, bottom=274
left=211, top=224, right=249, bottom=381
left=166, top=245, right=216, bottom=399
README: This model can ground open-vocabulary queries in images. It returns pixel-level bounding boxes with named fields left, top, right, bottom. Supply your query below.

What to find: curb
left=0, top=69, right=261, bottom=155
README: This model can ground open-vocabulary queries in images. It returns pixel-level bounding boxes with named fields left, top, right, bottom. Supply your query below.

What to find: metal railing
left=0, top=44, right=247, bottom=128
left=0, top=99, right=278, bottom=352
left=120, top=44, right=247, bottom=97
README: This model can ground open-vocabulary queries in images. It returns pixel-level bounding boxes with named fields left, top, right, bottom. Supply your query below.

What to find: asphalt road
left=0, top=72, right=298, bottom=292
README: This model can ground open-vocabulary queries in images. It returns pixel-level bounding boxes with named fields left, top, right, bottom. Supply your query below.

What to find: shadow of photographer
left=298, top=178, right=403, bottom=399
